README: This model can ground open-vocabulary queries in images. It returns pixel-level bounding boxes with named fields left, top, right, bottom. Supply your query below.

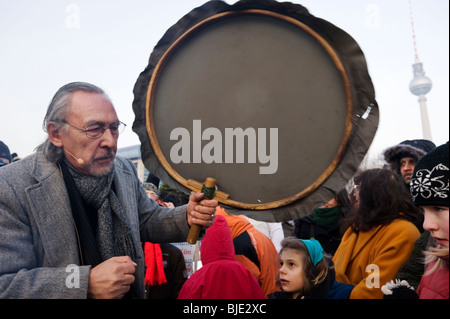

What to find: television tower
left=408, top=0, right=432, bottom=140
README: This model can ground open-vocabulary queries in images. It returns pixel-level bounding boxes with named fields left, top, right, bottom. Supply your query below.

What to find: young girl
left=413, top=144, right=449, bottom=299
left=383, top=142, right=449, bottom=299
left=268, top=237, right=334, bottom=299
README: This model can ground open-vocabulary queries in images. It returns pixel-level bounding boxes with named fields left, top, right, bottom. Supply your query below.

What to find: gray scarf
left=65, top=160, right=136, bottom=262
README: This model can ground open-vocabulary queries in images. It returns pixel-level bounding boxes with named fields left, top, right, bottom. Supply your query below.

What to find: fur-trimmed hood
left=383, top=139, right=436, bottom=173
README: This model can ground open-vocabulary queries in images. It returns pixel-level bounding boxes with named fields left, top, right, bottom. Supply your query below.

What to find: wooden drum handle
left=186, top=177, right=216, bottom=244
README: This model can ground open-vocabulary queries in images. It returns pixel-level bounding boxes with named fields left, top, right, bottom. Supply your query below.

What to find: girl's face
left=278, top=248, right=306, bottom=299
left=422, top=206, right=449, bottom=248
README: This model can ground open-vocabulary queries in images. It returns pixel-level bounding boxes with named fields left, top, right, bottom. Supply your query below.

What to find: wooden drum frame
left=144, top=9, right=354, bottom=210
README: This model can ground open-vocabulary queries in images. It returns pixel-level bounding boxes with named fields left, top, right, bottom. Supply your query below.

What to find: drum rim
left=145, top=9, right=353, bottom=210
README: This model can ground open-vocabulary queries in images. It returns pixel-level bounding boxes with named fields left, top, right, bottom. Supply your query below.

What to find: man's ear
left=46, top=122, right=64, bottom=147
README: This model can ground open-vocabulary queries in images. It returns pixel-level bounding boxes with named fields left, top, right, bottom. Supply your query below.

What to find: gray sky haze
left=1, top=0, right=448, bottom=162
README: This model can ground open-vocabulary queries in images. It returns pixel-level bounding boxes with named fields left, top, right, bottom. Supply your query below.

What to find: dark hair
left=340, top=168, right=422, bottom=233
left=335, top=187, right=351, bottom=215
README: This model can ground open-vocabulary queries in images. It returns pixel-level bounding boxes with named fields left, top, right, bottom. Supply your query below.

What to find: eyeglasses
left=352, top=184, right=360, bottom=192
left=63, top=120, right=126, bottom=139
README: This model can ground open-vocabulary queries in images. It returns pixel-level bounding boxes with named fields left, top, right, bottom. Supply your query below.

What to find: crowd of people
left=0, top=82, right=448, bottom=300
left=142, top=141, right=448, bottom=300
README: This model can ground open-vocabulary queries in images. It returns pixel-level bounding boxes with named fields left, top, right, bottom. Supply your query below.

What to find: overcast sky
left=0, top=0, right=448, bottom=162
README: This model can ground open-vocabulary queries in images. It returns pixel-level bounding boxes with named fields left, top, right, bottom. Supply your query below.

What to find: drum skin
left=132, top=0, right=378, bottom=221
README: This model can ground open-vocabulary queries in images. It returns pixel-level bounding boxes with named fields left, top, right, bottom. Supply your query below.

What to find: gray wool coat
left=0, top=150, right=190, bottom=298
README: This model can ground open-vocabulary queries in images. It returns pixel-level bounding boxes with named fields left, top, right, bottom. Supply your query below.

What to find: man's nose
left=100, top=127, right=117, bottom=147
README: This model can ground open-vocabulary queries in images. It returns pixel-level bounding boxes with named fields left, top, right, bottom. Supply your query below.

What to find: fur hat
left=383, top=139, right=436, bottom=173
left=410, top=142, right=449, bottom=207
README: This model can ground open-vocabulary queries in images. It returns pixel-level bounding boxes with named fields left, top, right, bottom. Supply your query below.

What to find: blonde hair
left=423, top=244, right=449, bottom=275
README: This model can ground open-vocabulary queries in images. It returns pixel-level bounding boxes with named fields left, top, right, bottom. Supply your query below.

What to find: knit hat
left=300, top=239, right=324, bottom=266
left=143, top=182, right=158, bottom=193
left=383, top=139, right=436, bottom=173
left=0, top=140, right=12, bottom=164
left=410, top=142, right=449, bottom=207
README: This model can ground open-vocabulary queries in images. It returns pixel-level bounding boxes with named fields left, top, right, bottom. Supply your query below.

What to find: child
left=268, top=237, right=334, bottom=299
left=215, top=207, right=279, bottom=295
left=178, top=215, right=266, bottom=299
left=384, top=142, right=449, bottom=299
left=412, top=142, right=449, bottom=298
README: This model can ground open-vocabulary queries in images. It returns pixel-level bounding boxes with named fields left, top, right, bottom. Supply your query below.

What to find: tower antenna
left=409, top=0, right=420, bottom=62
left=408, top=0, right=432, bottom=140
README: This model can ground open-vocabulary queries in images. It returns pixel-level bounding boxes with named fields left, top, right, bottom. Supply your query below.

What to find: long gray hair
left=37, top=82, right=109, bottom=163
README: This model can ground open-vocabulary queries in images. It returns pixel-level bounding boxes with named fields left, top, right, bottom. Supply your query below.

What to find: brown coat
left=333, top=219, right=420, bottom=299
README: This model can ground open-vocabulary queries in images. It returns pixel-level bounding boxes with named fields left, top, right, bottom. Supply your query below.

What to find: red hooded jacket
left=178, top=215, right=266, bottom=299
left=215, top=207, right=279, bottom=295
left=417, top=260, right=449, bottom=299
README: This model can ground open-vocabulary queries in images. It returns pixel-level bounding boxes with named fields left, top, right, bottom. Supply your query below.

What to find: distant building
left=117, top=144, right=149, bottom=182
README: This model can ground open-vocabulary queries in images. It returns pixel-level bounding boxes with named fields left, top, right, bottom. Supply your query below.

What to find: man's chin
left=90, top=162, right=114, bottom=177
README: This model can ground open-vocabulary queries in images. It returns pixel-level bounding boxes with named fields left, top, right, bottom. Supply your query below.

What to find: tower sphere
left=409, top=61, right=432, bottom=96
left=409, top=74, right=432, bottom=96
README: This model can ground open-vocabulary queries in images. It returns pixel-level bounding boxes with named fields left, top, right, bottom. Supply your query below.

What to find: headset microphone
left=65, top=149, right=85, bottom=165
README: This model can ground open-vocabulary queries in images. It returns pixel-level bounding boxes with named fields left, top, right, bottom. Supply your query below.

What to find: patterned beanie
left=410, top=142, right=449, bottom=207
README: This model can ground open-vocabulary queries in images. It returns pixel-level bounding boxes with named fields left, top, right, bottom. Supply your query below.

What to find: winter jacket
left=215, top=207, right=279, bottom=295
left=145, top=243, right=188, bottom=299
left=396, top=231, right=431, bottom=288
left=333, top=219, right=420, bottom=299
left=177, top=215, right=266, bottom=299
left=0, top=151, right=190, bottom=298
left=417, top=260, right=449, bottom=299
left=293, top=206, right=344, bottom=256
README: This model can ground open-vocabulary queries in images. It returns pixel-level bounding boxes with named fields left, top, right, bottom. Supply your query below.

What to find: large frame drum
left=133, top=0, right=378, bottom=221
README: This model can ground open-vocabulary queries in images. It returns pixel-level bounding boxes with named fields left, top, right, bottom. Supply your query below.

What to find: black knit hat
left=0, top=140, right=12, bottom=164
left=383, top=139, right=436, bottom=173
left=410, top=142, right=449, bottom=207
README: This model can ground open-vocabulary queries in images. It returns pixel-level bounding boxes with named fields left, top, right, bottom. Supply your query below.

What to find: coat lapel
left=26, top=154, right=79, bottom=266
left=333, top=225, right=384, bottom=283
left=348, top=225, right=384, bottom=262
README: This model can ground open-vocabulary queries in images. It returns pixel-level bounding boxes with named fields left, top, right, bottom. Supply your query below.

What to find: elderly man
left=0, top=82, right=217, bottom=299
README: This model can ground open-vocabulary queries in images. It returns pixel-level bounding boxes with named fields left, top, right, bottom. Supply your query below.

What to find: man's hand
left=186, top=192, right=218, bottom=228
left=87, top=256, right=137, bottom=299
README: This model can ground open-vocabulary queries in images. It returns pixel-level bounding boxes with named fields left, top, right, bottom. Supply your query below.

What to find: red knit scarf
left=144, top=242, right=167, bottom=286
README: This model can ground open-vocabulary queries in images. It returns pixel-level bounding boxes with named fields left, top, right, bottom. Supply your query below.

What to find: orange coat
left=333, top=219, right=420, bottom=299
left=215, top=207, right=279, bottom=296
